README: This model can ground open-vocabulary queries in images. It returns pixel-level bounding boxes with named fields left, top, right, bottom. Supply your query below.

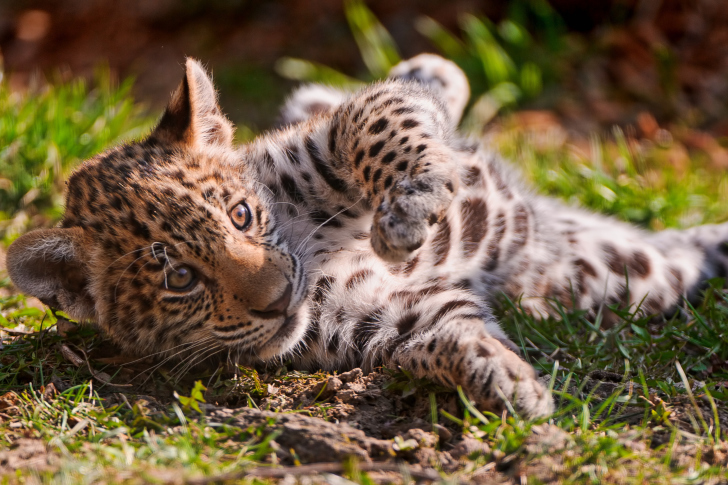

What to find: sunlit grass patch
left=0, top=69, right=154, bottom=243
left=492, top=123, right=728, bottom=230
left=0, top=381, right=279, bottom=483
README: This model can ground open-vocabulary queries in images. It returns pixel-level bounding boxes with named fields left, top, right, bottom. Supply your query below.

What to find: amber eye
left=165, top=265, right=196, bottom=291
left=230, top=202, right=252, bottom=230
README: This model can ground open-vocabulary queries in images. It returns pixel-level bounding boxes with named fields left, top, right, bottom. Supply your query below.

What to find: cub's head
left=7, top=59, right=308, bottom=361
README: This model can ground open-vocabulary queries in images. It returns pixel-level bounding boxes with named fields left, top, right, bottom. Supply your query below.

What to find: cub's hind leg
left=517, top=200, right=726, bottom=321
left=277, top=54, right=470, bottom=127
left=278, top=84, right=349, bottom=126
left=388, top=53, right=470, bottom=126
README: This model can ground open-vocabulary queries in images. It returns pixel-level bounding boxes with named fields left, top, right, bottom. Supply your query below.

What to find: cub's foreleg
left=385, top=308, right=553, bottom=419
left=298, top=268, right=553, bottom=418
left=326, top=81, right=463, bottom=262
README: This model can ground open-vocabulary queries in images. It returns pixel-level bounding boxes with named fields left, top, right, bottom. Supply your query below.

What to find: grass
left=0, top=68, right=154, bottom=243
left=1, top=379, right=277, bottom=483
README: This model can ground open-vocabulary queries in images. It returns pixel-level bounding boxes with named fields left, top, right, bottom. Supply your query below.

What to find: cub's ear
left=6, top=228, right=96, bottom=322
left=150, top=58, right=234, bottom=148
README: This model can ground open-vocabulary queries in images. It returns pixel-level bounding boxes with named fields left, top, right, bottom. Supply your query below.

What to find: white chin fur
left=254, top=305, right=310, bottom=361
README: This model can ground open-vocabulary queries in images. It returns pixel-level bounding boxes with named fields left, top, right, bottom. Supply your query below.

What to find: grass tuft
left=0, top=68, right=153, bottom=242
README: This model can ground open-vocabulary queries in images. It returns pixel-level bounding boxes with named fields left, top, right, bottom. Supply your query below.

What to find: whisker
left=165, top=341, right=217, bottom=378
left=121, top=338, right=212, bottom=366
left=294, top=197, right=363, bottom=255
left=163, top=247, right=177, bottom=271
left=104, top=246, right=155, bottom=273
left=136, top=338, right=214, bottom=384
left=171, top=345, right=224, bottom=383
left=114, top=248, right=154, bottom=302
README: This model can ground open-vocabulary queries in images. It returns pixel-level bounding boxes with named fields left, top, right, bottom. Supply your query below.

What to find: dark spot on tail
left=280, top=174, right=305, bottom=203
left=463, top=166, right=482, bottom=187
left=483, top=211, right=506, bottom=272
left=354, top=149, right=365, bottom=168
left=312, top=276, right=335, bottom=304
left=402, top=119, right=420, bottom=129
left=575, top=258, right=598, bottom=277
left=403, top=255, right=420, bottom=275
left=306, top=136, right=349, bottom=193
left=328, top=124, right=338, bottom=153
left=372, top=168, right=383, bottom=184
left=507, top=205, right=529, bottom=257
left=369, top=140, right=385, bottom=158
left=431, top=300, right=481, bottom=326
left=353, top=309, right=382, bottom=351
left=327, top=332, right=340, bottom=353
left=381, top=151, right=396, bottom=165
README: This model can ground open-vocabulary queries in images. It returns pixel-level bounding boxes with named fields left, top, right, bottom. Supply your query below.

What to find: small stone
left=433, top=424, right=452, bottom=443
left=311, top=376, right=342, bottom=401
left=41, top=383, right=57, bottom=401
left=403, top=428, right=438, bottom=448
left=449, top=436, right=491, bottom=460
left=338, top=368, right=363, bottom=383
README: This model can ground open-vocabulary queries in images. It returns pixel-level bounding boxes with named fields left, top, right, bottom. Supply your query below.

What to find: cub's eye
left=230, top=202, right=252, bottom=230
left=165, top=265, right=196, bottom=291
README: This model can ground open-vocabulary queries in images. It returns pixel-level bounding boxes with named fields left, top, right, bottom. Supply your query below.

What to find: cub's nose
left=250, top=283, right=292, bottom=319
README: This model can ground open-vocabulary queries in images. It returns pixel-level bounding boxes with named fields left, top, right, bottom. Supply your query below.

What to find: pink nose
left=250, top=283, right=292, bottom=319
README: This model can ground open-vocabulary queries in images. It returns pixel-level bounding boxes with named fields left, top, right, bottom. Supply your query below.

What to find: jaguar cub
left=9, top=55, right=728, bottom=418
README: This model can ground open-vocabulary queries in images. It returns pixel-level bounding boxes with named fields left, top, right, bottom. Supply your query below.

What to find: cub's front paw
left=466, top=338, right=554, bottom=419
left=371, top=175, right=453, bottom=262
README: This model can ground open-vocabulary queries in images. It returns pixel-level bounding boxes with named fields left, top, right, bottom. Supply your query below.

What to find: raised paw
left=371, top=172, right=454, bottom=262
left=388, top=54, right=470, bottom=125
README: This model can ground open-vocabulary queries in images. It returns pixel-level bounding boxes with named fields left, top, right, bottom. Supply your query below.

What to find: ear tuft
left=6, top=228, right=96, bottom=322
left=151, top=58, right=234, bottom=148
